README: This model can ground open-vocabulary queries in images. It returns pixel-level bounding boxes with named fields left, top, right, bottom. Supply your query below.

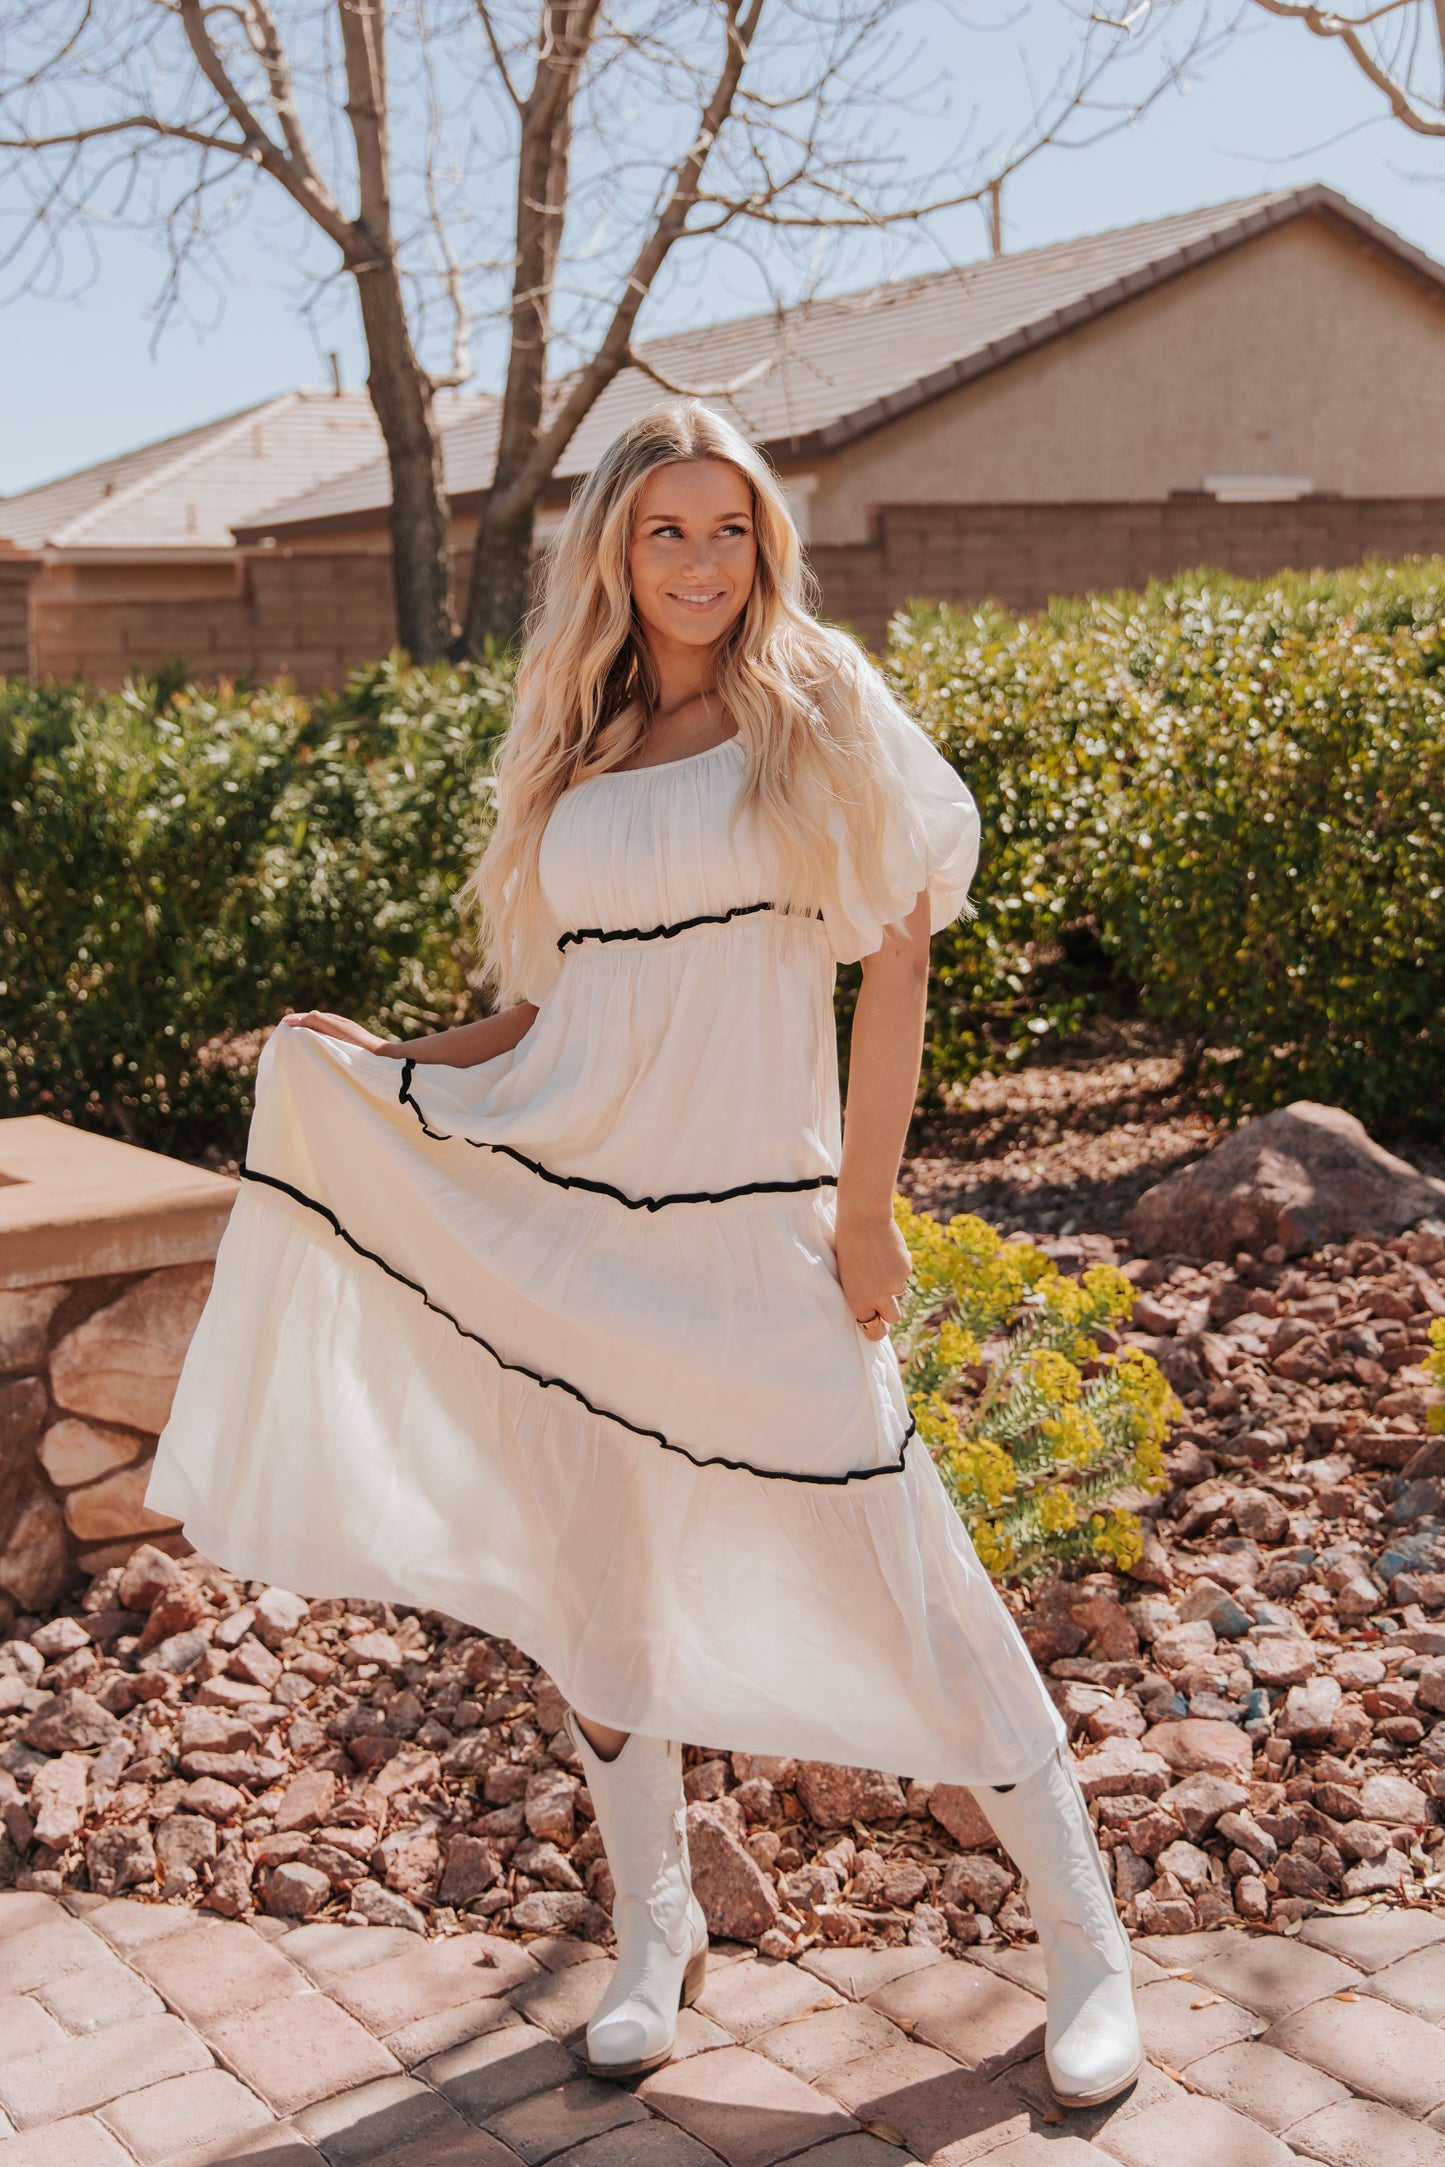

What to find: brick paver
left=639, top=2043, right=858, bottom=2166
left=1364, top=1941, right=1445, bottom=2023
left=1177, top=1933, right=1358, bottom=2020
left=0, top=1917, right=113, bottom=1996
left=751, top=2000, right=905, bottom=2082
left=420, top=2019, right=579, bottom=2122
left=291, top=2070, right=472, bottom=2161
left=97, top=2069, right=275, bottom=2166
left=0, top=2114, right=134, bottom=2166
left=1184, top=2037, right=1350, bottom=2131
left=168, top=2132, right=322, bottom=2167
left=1298, top=1909, right=1445, bottom=1973
left=1264, top=1989, right=1445, bottom=2117
left=0, top=1889, right=1443, bottom=2164
left=206, top=1995, right=398, bottom=2118
left=864, top=1960, right=1044, bottom=2071
left=1288, top=2094, right=1445, bottom=2167
left=693, top=1958, right=845, bottom=2041
left=0, top=1992, right=68, bottom=2058
left=982, top=2139, right=1114, bottom=2167
left=821, top=2037, right=1033, bottom=2161
left=798, top=1945, right=942, bottom=2000
left=548, top=2120, right=728, bottom=2166
left=133, top=1920, right=307, bottom=2031
left=1094, top=2090, right=1296, bottom=2166
left=37, top=1958, right=166, bottom=2034
left=0, top=2011, right=213, bottom=2130
left=331, top=1934, right=536, bottom=2036
left=385, top=1995, right=524, bottom=2070
left=484, top=2074, right=653, bottom=2161
left=1133, top=1975, right=1262, bottom=2068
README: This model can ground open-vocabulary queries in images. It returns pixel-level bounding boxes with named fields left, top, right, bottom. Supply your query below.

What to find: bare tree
left=1120, top=0, right=1445, bottom=134
left=0, top=3, right=1211, bottom=659
left=1246, top=0, right=1445, bottom=132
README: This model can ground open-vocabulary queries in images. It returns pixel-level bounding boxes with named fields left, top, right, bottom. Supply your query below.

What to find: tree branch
left=1246, top=0, right=1445, bottom=134
left=176, top=0, right=354, bottom=242
left=505, top=0, right=765, bottom=512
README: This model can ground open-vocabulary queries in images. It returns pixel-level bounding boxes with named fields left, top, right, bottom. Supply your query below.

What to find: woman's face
left=627, top=459, right=757, bottom=656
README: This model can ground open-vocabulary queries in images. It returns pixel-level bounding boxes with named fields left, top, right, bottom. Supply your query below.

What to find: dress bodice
left=538, top=738, right=768, bottom=937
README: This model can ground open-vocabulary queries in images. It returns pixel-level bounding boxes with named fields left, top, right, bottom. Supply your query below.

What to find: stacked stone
left=0, top=1264, right=208, bottom=1615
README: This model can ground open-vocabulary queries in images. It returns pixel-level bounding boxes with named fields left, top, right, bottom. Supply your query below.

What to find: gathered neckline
left=581, top=735, right=743, bottom=784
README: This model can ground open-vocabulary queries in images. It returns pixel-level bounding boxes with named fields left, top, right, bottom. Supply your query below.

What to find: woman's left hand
left=836, top=1208, right=912, bottom=1342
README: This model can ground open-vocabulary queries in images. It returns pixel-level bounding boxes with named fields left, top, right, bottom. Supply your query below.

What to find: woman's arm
left=835, top=889, right=931, bottom=1342
left=279, top=1005, right=538, bottom=1067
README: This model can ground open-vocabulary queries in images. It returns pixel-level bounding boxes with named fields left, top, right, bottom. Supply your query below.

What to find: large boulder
left=1126, top=1102, right=1445, bottom=1260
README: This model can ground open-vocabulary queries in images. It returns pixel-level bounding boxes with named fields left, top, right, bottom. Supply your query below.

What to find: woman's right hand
left=279, top=1011, right=394, bottom=1055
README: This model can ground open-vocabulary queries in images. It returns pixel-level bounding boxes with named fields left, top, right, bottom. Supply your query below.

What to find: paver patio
left=1, top=1889, right=1442, bottom=2167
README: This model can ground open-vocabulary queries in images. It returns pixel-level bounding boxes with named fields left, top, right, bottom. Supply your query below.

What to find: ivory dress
left=149, top=697, right=1064, bottom=1786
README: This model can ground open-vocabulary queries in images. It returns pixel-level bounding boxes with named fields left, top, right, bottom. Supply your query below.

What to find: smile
left=668, top=590, right=726, bottom=608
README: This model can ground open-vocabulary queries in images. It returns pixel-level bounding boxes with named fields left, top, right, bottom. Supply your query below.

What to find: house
left=0, top=389, right=489, bottom=685
left=8, top=184, right=1445, bottom=686
left=236, top=186, right=1445, bottom=664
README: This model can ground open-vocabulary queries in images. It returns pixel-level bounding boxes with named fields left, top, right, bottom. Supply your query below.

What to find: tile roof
left=0, top=390, right=491, bottom=555
left=238, top=184, right=1445, bottom=542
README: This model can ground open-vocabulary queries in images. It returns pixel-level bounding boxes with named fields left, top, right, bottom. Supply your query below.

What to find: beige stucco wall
left=805, top=214, right=1445, bottom=545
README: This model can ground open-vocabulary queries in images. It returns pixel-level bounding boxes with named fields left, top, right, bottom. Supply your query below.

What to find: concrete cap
left=0, top=1116, right=237, bottom=1289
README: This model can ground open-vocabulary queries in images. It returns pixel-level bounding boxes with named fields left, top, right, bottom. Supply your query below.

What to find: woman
left=149, top=401, right=1140, bottom=2109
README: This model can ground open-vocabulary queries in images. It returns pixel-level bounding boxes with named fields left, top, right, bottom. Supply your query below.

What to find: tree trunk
left=459, top=2, right=593, bottom=652
left=466, top=492, right=540, bottom=649
left=354, top=262, right=456, bottom=662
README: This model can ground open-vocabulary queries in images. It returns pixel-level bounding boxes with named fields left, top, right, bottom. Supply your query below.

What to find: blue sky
left=3, top=1, right=1442, bottom=497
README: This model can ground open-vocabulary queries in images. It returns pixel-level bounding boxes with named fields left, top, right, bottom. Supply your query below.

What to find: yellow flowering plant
left=890, top=1198, right=1177, bottom=1582
left=1426, top=1318, right=1445, bottom=1433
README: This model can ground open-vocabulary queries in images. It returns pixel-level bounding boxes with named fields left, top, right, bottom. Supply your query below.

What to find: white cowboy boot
left=970, top=1743, right=1143, bottom=2108
left=563, top=1712, right=709, bottom=2079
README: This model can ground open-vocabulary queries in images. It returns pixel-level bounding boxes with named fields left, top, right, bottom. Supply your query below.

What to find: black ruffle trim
left=396, top=1060, right=838, bottom=1213
left=238, top=1164, right=913, bottom=1487
left=557, top=899, right=820, bottom=952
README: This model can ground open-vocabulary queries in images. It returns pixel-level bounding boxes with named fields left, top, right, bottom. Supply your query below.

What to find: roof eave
left=789, top=186, right=1445, bottom=460
left=241, top=186, right=1445, bottom=529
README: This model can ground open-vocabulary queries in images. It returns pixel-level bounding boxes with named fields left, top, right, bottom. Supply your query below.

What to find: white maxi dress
left=149, top=702, right=1065, bottom=1787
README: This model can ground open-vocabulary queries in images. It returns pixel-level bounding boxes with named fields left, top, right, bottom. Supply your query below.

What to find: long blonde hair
left=468, top=399, right=916, bottom=1003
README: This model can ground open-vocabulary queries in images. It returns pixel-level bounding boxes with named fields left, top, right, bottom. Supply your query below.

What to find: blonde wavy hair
left=467, top=399, right=917, bottom=1004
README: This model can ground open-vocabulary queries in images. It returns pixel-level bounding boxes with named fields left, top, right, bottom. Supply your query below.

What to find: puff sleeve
left=821, top=685, right=981, bottom=966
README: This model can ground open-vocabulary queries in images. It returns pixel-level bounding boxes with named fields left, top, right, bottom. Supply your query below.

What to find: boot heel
left=681, top=1945, right=707, bottom=2007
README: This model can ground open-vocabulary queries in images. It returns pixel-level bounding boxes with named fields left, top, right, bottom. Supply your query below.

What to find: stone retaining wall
left=0, top=1119, right=236, bottom=1627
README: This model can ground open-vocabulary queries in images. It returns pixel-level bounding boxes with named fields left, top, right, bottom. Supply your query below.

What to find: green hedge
left=890, top=560, right=1445, bottom=1133
left=0, top=655, right=508, bottom=1153
left=5, top=559, right=1444, bottom=1156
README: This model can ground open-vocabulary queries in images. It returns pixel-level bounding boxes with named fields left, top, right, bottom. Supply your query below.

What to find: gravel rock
left=686, top=1800, right=781, bottom=1942
left=23, top=1689, right=120, bottom=1753
left=155, top=1815, right=217, bottom=1892
left=348, top=1879, right=426, bottom=1931
left=523, top=1765, right=577, bottom=1844
left=86, top=1823, right=156, bottom=1896
left=1158, top=1772, right=1249, bottom=1840
left=273, top=1768, right=337, bottom=1833
left=510, top=1890, right=611, bottom=1937
left=438, top=1834, right=501, bottom=1906
left=1142, top=1718, right=1254, bottom=1776
left=265, top=1860, right=331, bottom=1918
left=938, top=1854, right=1014, bottom=1914
left=927, top=1784, right=997, bottom=1848
left=793, top=1761, right=907, bottom=1827
left=1277, top=1676, right=1344, bottom=1745
left=1242, top=1635, right=1318, bottom=1688
left=31, top=1753, right=88, bottom=1847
